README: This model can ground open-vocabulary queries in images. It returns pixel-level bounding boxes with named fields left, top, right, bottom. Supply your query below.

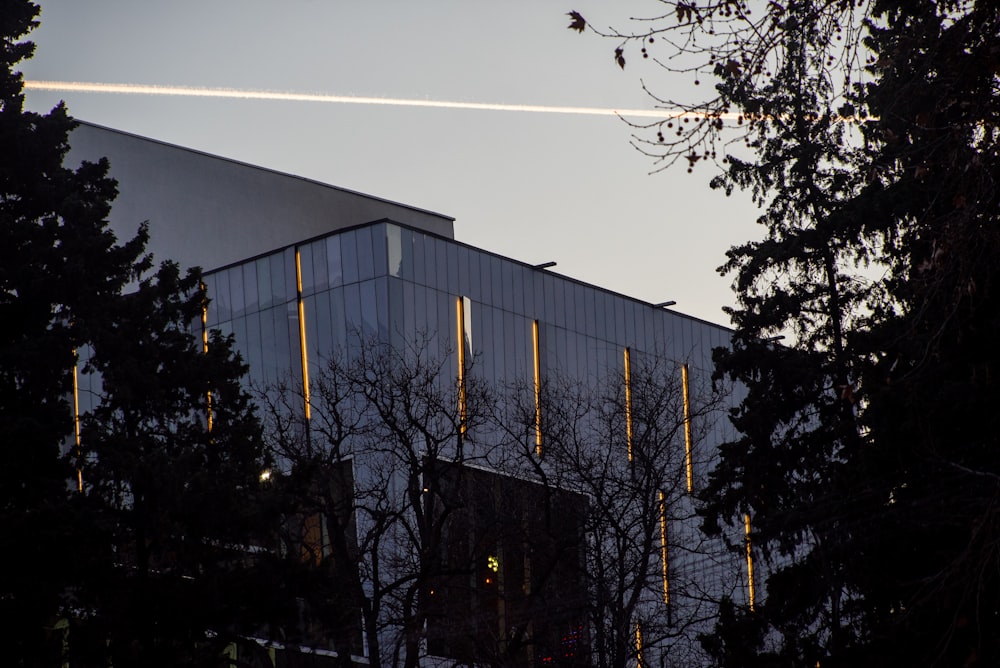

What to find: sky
left=21, top=0, right=760, bottom=326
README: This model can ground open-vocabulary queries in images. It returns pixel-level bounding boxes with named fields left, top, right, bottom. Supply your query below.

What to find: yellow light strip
left=635, top=621, right=644, bottom=668
left=72, top=354, right=82, bottom=492
left=456, top=297, right=466, bottom=437
left=624, top=347, right=633, bottom=462
left=659, top=490, right=670, bottom=605
left=682, top=364, right=693, bottom=493
left=532, top=320, right=542, bottom=456
left=200, top=285, right=213, bottom=433
left=295, top=250, right=311, bottom=420
left=745, top=513, right=756, bottom=611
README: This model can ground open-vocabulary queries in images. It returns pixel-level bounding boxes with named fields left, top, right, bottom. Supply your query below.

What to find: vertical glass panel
left=387, top=224, right=403, bottom=278
left=219, top=271, right=235, bottom=323
left=399, top=227, right=415, bottom=281
left=643, top=308, right=656, bottom=351
left=554, top=280, right=568, bottom=329
left=501, top=262, right=514, bottom=313
left=565, top=328, right=578, bottom=380
left=574, top=284, right=586, bottom=334
left=388, top=277, right=405, bottom=349
left=256, top=257, right=273, bottom=310
left=414, top=285, right=429, bottom=340
left=372, top=224, right=388, bottom=278
left=411, top=232, right=426, bottom=287
left=468, top=251, right=482, bottom=302
left=329, top=287, right=347, bottom=352
left=446, top=243, right=459, bottom=293
left=558, top=327, right=571, bottom=375
left=564, top=285, right=578, bottom=337
left=594, top=292, right=607, bottom=341
left=511, top=264, right=524, bottom=315
left=491, top=306, right=505, bottom=380
left=311, top=239, right=329, bottom=293
left=613, top=297, right=626, bottom=344
left=271, top=251, right=289, bottom=306
left=372, top=279, right=388, bottom=338
left=623, top=301, right=635, bottom=344
left=343, top=282, right=363, bottom=347
left=503, top=310, right=516, bottom=382
left=403, top=280, right=416, bottom=340
left=356, top=226, right=375, bottom=281
left=311, top=288, right=333, bottom=364
left=478, top=306, right=494, bottom=382
left=576, top=332, right=589, bottom=383
left=284, top=248, right=297, bottom=303
left=653, top=312, right=668, bottom=354
left=326, top=235, right=343, bottom=288
left=229, top=265, right=245, bottom=319
left=342, top=230, right=360, bottom=285
left=520, top=266, right=533, bottom=316
left=436, top=239, right=452, bottom=293
left=584, top=288, right=597, bottom=339
left=480, top=253, right=493, bottom=309
left=244, top=311, right=263, bottom=384
left=422, top=234, right=438, bottom=290
left=258, top=304, right=277, bottom=381
left=304, top=294, right=322, bottom=381
left=529, top=270, right=543, bottom=321
left=299, top=243, right=316, bottom=296
left=513, top=314, right=528, bottom=381
left=283, top=301, right=301, bottom=390
left=458, top=247, right=471, bottom=298
left=242, top=262, right=258, bottom=313
left=490, top=256, right=503, bottom=308
left=437, top=289, right=452, bottom=359
left=543, top=275, right=556, bottom=326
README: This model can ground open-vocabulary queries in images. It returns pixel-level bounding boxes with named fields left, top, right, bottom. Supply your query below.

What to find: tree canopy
left=571, top=1, right=1000, bottom=665
left=0, top=3, right=279, bottom=664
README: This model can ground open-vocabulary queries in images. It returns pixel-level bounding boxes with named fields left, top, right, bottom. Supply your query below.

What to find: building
left=69, top=122, right=753, bottom=668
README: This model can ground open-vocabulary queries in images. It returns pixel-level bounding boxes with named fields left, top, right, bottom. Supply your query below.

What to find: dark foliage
left=571, top=1, right=1000, bottom=665
left=0, top=3, right=280, bottom=664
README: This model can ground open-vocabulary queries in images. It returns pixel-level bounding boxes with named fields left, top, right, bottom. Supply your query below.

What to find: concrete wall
left=67, top=122, right=455, bottom=272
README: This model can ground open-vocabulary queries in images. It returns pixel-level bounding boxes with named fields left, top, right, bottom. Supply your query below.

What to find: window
left=426, top=464, right=589, bottom=667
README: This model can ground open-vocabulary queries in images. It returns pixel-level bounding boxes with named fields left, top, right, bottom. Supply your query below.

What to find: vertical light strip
left=682, top=364, right=693, bottom=492
left=659, top=490, right=670, bottom=605
left=455, top=297, right=467, bottom=438
left=295, top=250, right=311, bottom=421
left=635, top=621, right=644, bottom=668
left=532, top=320, right=542, bottom=456
left=200, top=284, right=213, bottom=433
left=624, top=347, right=633, bottom=462
left=745, top=512, right=756, bottom=611
left=72, top=354, right=83, bottom=492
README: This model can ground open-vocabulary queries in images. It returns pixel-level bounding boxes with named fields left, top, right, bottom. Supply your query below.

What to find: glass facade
left=202, top=220, right=747, bottom=666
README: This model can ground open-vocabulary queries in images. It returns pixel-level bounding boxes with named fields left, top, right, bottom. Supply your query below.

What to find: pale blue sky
left=21, top=0, right=758, bottom=325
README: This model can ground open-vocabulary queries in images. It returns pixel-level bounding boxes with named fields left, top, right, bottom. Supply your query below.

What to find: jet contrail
left=24, top=80, right=742, bottom=120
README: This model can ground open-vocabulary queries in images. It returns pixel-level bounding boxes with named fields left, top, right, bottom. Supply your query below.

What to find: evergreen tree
left=570, top=1, right=1000, bottom=665
left=0, top=1, right=144, bottom=662
left=71, top=264, right=279, bottom=668
left=0, top=3, right=280, bottom=664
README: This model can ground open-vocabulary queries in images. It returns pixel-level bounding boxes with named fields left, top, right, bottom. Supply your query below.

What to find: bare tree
left=499, top=353, right=739, bottom=668
left=259, top=335, right=497, bottom=668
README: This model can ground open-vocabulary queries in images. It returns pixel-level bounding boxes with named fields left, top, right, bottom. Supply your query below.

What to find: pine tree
left=1, top=3, right=280, bottom=664
left=570, top=1, right=1000, bottom=664
left=0, top=1, right=145, bottom=662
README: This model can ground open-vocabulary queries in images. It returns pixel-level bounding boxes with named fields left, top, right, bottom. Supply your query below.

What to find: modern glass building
left=71, top=122, right=754, bottom=668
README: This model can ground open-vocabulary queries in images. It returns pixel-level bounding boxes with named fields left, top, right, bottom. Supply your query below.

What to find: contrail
left=24, top=80, right=741, bottom=120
